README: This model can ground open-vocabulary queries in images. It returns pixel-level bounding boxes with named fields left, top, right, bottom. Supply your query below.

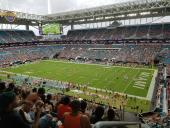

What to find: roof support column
left=71, top=21, right=74, bottom=30
left=60, top=24, right=63, bottom=34
left=38, top=22, right=43, bottom=35
left=26, top=24, right=29, bottom=30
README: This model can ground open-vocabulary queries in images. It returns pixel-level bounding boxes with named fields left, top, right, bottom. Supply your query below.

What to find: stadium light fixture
left=31, top=21, right=36, bottom=24
left=128, top=14, right=137, bottom=17
left=140, top=12, right=150, bottom=15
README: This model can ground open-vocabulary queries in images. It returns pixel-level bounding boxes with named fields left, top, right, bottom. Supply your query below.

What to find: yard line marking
left=133, top=86, right=144, bottom=89
left=134, top=84, right=145, bottom=87
left=122, top=70, right=140, bottom=93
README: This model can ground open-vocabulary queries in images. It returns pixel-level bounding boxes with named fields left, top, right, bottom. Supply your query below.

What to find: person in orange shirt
left=63, top=100, right=91, bottom=128
left=57, top=96, right=72, bottom=120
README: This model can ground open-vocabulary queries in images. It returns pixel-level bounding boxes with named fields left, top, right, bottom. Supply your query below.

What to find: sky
left=0, top=0, right=169, bottom=35
left=49, top=0, right=136, bottom=14
left=0, top=0, right=136, bottom=35
left=0, top=0, right=48, bottom=15
left=0, top=0, right=135, bottom=14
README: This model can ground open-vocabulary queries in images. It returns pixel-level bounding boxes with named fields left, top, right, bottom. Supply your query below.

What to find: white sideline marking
left=134, top=84, right=145, bottom=87
left=133, top=86, right=144, bottom=89
left=45, top=60, right=155, bottom=71
left=146, top=69, right=158, bottom=100
left=135, top=81, right=146, bottom=84
left=103, top=67, right=112, bottom=68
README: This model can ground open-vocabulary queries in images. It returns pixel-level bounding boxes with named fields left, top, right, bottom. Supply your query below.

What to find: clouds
left=0, top=0, right=48, bottom=14
left=76, top=0, right=118, bottom=8
left=50, top=0, right=134, bottom=14
left=50, top=0, right=78, bottom=13
left=0, top=0, right=135, bottom=15
left=50, top=0, right=137, bottom=14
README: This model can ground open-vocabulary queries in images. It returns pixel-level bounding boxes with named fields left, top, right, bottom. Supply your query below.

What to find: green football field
left=2, top=60, right=156, bottom=97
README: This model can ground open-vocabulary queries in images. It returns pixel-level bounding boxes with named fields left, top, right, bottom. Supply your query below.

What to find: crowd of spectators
left=66, top=23, right=170, bottom=40
left=58, top=44, right=163, bottom=65
left=0, top=45, right=62, bottom=67
left=0, top=43, right=165, bottom=68
left=0, top=30, right=36, bottom=44
left=0, top=43, right=165, bottom=67
left=166, top=65, right=170, bottom=110
left=0, top=81, right=123, bottom=128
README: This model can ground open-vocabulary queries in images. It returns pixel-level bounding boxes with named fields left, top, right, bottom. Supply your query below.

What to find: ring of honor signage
left=0, top=11, right=16, bottom=22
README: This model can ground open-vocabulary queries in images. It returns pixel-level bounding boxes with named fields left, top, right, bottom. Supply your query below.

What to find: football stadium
left=0, top=0, right=170, bottom=128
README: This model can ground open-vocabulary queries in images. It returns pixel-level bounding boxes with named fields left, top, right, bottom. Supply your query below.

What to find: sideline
left=45, top=59, right=156, bottom=71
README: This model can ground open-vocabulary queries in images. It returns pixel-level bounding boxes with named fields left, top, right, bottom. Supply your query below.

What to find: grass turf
left=3, top=60, right=155, bottom=97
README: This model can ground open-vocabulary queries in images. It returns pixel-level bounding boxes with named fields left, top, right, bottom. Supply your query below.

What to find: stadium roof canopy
left=0, top=0, right=170, bottom=26
left=47, top=0, right=170, bottom=25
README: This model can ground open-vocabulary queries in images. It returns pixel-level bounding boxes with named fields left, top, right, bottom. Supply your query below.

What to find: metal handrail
left=93, top=121, right=141, bottom=128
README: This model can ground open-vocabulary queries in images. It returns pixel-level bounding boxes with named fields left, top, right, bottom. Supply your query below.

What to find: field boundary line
left=146, top=69, right=158, bottom=100
left=44, top=60, right=155, bottom=71
left=122, top=70, right=140, bottom=93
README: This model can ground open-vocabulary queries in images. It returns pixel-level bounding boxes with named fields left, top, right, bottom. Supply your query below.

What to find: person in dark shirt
left=6, top=82, right=15, bottom=92
left=90, top=106, right=104, bottom=124
left=0, top=91, right=43, bottom=128
left=45, top=94, right=54, bottom=111
left=1, top=110, right=31, bottom=128
left=80, top=100, right=90, bottom=118
left=0, top=82, right=6, bottom=93
left=0, top=91, right=30, bottom=128
left=103, top=108, right=120, bottom=121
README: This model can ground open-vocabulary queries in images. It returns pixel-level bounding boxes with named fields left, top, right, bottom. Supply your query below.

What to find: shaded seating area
left=0, top=30, right=36, bottom=44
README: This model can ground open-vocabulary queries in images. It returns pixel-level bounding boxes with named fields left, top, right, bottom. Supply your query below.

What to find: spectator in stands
left=162, top=109, right=170, bottom=126
left=57, top=96, right=72, bottom=120
left=103, top=108, right=119, bottom=121
left=0, top=82, right=6, bottom=93
left=90, top=105, right=104, bottom=124
left=26, top=87, right=45, bottom=103
left=6, top=82, right=15, bottom=92
left=37, top=88, right=46, bottom=102
left=14, top=86, right=21, bottom=96
left=80, top=100, right=90, bottom=118
left=45, top=94, right=54, bottom=111
left=39, top=114, right=53, bottom=128
left=0, top=91, right=32, bottom=128
left=32, top=88, right=37, bottom=93
left=21, top=87, right=31, bottom=100
left=63, top=100, right=91, bottom=128
left=18, top=100, right=34, bottom=126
